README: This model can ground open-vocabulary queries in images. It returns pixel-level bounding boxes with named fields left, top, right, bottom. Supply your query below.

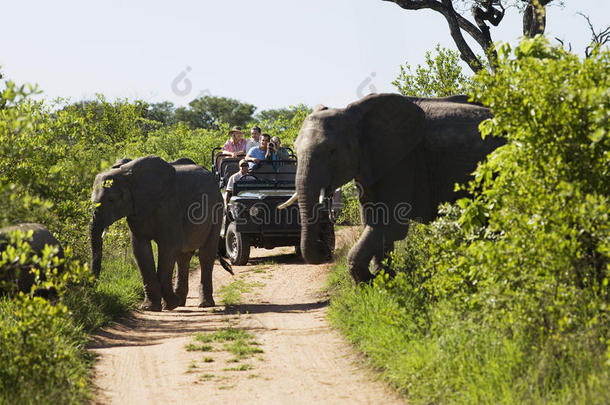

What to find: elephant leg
left=197, top=235, right=217, bottom=308
left=131, top=237, right=162, bottom=311
left=157, top=245, right=180, bottom=311
left=372, top=236, right=396, bottom=279
left=174, top=252, right=192, bottom=306
left=347, top=225, right=384, bottom=283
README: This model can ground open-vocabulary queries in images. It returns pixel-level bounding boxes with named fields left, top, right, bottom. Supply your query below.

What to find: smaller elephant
left=0, top=223, right=64, bottom=296
left=90, top=156, right=232, bottom=311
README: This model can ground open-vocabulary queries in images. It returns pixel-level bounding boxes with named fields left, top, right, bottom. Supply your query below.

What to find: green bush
left=336, top=181, right=362, bottom=226
left=0, top=296, right=91, bottom=405
left=329, top=38, right=610, bottom=404
left=0, top=237, right=92, bottom=405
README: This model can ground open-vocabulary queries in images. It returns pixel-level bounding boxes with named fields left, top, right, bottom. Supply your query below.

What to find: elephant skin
left=294, top=93, right=504, bottom=283
left=90, top=156, right=232, bottom=312
left=0, top=223, right=64, bottom=296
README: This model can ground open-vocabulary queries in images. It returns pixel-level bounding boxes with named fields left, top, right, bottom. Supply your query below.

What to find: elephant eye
left=329, top=148, right=337, bottom=155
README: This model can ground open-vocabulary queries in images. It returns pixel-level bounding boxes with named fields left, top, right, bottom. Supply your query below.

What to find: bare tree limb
left=384, top=0, right=486, bottom=72
left=383, top=0, right=556, bottom=73
left=578, top=13, right=610, bottom=58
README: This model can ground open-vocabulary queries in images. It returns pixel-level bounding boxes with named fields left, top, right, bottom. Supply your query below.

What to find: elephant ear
left=347, top=94, right=426, bottom=188
left=122, top=156, right=176, bottom=216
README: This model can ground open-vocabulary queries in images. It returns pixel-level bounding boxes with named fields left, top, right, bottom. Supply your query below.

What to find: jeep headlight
left=249, top=205, right=261, bottom=217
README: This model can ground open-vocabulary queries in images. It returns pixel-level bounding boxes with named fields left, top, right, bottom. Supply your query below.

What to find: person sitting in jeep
left=271, top=135, right=290, bottom=160
left=225, top=159, right=256, bottom=205
left=222, top=126, right=247, bottom=158
left=245, top=133, right=277, bottom=169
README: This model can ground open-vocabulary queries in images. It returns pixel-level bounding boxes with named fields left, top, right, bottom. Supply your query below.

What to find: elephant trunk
left=297, top=161, right=330, bottom=264
left=89, top=211, right=105, bottom=278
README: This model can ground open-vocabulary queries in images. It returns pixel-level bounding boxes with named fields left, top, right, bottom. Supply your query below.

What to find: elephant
left=290, top=93, right=505, bottom=283
left=90, top=156, right=232, bottom=311
left=0, top=223, right=64, bottom=296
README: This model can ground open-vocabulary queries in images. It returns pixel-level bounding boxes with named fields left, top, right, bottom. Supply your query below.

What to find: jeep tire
left=226, top=222, right=250, bottom=265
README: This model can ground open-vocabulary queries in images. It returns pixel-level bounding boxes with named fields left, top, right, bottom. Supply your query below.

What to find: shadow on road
left=225, top=300, right=329, bottom=314
left=246, top=252, right=302, bottom=265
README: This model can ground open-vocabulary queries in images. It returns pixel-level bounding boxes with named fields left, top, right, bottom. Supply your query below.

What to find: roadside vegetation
left=0, top=71, right=305, bottom=403
left=328, top=38, right=609, bottom=404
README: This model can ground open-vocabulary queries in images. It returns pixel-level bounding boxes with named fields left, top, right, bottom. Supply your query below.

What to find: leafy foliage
left=336, top=181, right=362, bottom=226
left=330, top=37, right=610, bottom=403
left=175, top=95, right=256, bottom=129
left=392, top=44, right=473, bottom=97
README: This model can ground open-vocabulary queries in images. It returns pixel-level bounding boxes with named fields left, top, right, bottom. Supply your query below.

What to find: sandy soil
left=90, top=230, right=404, bottom=404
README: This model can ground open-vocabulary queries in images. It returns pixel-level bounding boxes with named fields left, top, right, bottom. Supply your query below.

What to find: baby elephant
left=0, top=223, right=64, bottom=296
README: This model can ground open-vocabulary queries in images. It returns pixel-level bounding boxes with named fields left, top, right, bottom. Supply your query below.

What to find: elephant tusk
left=102, top=227, right=108, bottom=239
left=278, top=193, right=298, bottom=210
left=319, top=188, right=326, bottom=204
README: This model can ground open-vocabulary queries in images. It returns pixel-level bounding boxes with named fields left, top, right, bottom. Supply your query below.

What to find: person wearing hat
left=223, top=126, right=247, bottom=158
left=225, top=158, right=255, bottom=205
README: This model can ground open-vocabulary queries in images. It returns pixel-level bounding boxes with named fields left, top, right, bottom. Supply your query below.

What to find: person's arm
left=265, top=145, right=275, bottom=160
left=246, top=148, right=260, bottom=163
left=223, top=140, right=239, bottom=157
left=225, top=175, right=235, bottom=204
left=225, top=190, right=232, bottom=205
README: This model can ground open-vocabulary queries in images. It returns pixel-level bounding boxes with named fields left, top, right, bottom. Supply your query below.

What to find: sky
left=1, top=0, right=608, bottom=112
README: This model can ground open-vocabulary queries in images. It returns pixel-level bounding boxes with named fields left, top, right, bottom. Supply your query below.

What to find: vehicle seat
left=249, top=161, right=276, bottom=182
left=275, top=161, right=297, bottom=182
left=219, top=158, right=240, bottom=188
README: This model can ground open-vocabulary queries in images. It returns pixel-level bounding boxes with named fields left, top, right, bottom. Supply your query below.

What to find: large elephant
left=0, top=223, right=64, bottom=295
left=292, top=93, right=504, bottom=283
left=90, top=156, right=232, bottom=311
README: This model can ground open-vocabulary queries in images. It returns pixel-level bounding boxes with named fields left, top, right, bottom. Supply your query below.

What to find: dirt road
left=90, top=233, right=404, bottom=404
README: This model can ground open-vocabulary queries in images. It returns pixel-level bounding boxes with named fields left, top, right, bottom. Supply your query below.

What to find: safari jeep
left=212, top=147, right=335, bottom=265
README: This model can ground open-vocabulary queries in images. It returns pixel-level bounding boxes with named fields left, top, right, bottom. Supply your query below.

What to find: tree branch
left=578, top=13, right=610, bottom=58
left=383, top=0, right=486, bottom=72
left=384, top=1, right=556, bottom=72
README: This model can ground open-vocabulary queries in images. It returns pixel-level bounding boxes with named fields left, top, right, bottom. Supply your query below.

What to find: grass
left=185, top=343, right=213, bottom=352
left=63, top=255, right=143, bottom=332
left=185, top=327, right=264, bottom=380
left=326, top=232, right=610, bottom=404
left=223, top=364, right=253, bottom=371
left=217, top=279, right=264, bottom=306
left=223, top=340, right=264, bottom=359
left=186, top=360, right=198, bottom=373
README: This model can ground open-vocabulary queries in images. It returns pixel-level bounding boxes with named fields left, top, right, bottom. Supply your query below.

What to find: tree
left=383, top=0, right=560, bottom=72
left=143, top=101, right=176, bottom=126
left=254, top=104, right=311, bottom=127
left=175, top=96, right=256, bottom=130
left=392, top=44, right=472, bottom=96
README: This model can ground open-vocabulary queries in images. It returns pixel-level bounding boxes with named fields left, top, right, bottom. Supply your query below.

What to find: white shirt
left=245, top=139, right=260, bottom=153
left=226, top=171, right=254, bottom=192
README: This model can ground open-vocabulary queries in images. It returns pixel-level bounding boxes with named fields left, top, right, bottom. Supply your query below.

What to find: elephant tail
left=217, top=254, right=234, bottom=275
